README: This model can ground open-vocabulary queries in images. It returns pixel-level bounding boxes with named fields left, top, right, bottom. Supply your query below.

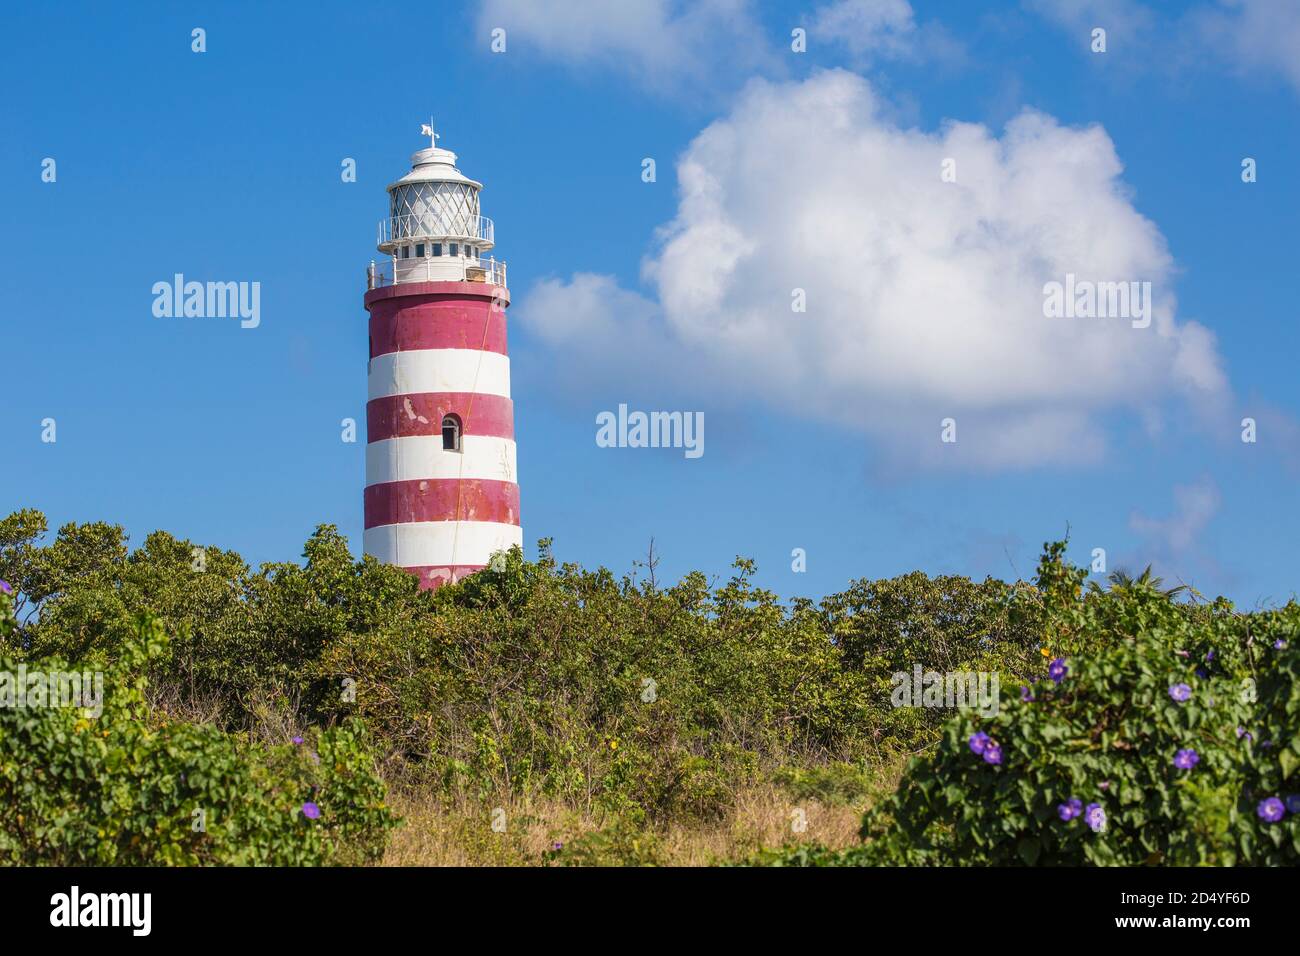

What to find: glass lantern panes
left=390, top=182, right=483, bottom=241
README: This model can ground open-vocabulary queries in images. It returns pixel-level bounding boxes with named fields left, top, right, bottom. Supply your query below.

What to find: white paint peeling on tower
left=362, top=123, right=521, bottom=589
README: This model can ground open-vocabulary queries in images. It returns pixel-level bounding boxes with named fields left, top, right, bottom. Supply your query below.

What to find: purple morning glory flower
left=1236, top=726, right=1252, bottom=741
left=552, top=841, right=563, bottom=851
left=301, top=801, right=321, bottom=820
left=291, top=736, right=304, bottom=745
left=1173, top=748, right=1200, bottom=770
left=1205, top=649, right=1215, bottom=661
left=1169, top=683, right=1192, bottom=702
left=1020, top=686, right=1034, bottom=702
left=1048, top=658, right=1068, bottom=684
left=1285, top=795, right=1300, bottom=815
left=1257, top=798, right=1285, bottom=823
left=0, top=580, right=11, bottom=594
left=1058, top=797, right=1083, bottom=821
left=1084, top=803, right=1106, bottom=832
left=1274, top=639, right=1286, bottom=650
left=983, top=743, right=1003, bottom=766
left=969, top=731, right=990, bottom=755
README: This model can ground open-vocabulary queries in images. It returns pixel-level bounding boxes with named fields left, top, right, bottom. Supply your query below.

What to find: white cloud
left=475, top=0, right=956, bottom=94
left=1026, top=0, right=1300, bottom=95
left=1191, top=0, right=1300, bottom=93
left=1022, top=0, right=1157, bottom=39
left=1128, top=476, right=1216, bottom=556
left=476, top=0, right=780, bottom=93
left=811, top=0, right=918, bottom=58
left=518, top=70, right=1230, bottom=470
left=811, top=0, right=963, bottom=65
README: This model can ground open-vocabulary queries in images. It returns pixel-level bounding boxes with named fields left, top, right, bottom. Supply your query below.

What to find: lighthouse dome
left=391, top=147, right=480, bottom=188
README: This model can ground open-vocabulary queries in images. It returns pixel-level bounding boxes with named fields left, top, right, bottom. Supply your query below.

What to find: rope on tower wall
left=448, top=288, right=500, bottom=578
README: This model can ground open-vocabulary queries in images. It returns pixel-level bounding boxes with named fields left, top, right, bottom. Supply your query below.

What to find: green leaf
left=1017, top=837, right=1040, bottom=866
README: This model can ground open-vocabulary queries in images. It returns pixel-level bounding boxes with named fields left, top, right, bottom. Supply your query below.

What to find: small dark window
left=432, top=243, right=442, bottom=257
left=416, top=243, right=425, bottom=257
left=401, top=246, right=410, bottom=259
left=441, top=414, right=462, bottom=452
left=449, top=243, right=458, bottom=257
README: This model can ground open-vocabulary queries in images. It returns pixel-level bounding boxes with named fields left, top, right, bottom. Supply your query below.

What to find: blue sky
left=2, top=0, right=1297, bottom=606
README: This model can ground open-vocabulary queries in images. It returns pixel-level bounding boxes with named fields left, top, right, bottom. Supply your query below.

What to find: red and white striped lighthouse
left=363, top=124, right=521, bottom=589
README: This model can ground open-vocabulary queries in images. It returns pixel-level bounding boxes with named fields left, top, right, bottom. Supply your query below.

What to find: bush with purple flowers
left=1233, top=614, right=1300, bottom=864
left=846, top=542, right=1298, bottom=866
left=0, top=595, right=396, bottom=865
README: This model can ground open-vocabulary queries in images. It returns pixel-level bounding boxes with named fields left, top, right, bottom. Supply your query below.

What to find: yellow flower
left=608, top=738, right=619, bottom=751
left=1040, top=647, right=1051, bottom=658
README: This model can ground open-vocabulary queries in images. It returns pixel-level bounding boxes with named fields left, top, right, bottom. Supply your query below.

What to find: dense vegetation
left=1, top=509, right=1296, bottom=865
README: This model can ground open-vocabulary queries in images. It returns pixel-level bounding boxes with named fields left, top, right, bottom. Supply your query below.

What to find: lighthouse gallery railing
left=378, top=214, right=495, bottom=246
left=367, top=255, right=507, bottom=290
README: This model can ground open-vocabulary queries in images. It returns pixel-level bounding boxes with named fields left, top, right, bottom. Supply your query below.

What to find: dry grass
left=380, top=757, right=907, bottom=866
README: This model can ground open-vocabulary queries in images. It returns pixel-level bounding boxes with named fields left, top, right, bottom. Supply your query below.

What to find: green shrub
left=1233, top=617, right=1300, bottom=864
left=744, top=841, right=873, bottom=867
left=9, top=508, right=1296, bottom=867
left=545, top=815, right=664, bottom=867
left=853, top=549, right=1295, bottom=866
left=0, top=594, right=396, bottom=865
left=772, top=761, right=881, bottom=806
left=316, top=547, right=885, bottom=821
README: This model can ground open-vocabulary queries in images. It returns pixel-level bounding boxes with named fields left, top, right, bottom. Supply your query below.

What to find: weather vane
left=420, top=117, right=439, bottom=148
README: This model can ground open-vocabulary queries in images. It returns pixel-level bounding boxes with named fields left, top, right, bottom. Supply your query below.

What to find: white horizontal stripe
left=364, top=521, right=524, bottom=567
left=368, top=349, right=511, bottom=401
left=366, top=435, right=517, bottom=485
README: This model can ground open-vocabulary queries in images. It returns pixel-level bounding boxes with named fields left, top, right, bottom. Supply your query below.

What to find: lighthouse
left=363, top=123, right=521, bottom=589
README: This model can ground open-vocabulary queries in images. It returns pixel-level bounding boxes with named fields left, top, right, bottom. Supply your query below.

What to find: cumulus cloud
left=476, top=0, right=780, bottom=93
left=479, top=0, right=1300, bottom=101
left=811, top=0, right=964, bottom=65
left=475, top=0, right=955, bottom=94
left=517, top=70, right=1230, bottom=470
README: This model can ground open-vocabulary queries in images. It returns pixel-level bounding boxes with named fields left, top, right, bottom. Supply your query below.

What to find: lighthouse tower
left=363, top=124, right=521, bottom=589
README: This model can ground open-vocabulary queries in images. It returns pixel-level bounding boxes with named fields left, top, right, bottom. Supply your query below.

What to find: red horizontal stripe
left=369, top=297, right=508, bottom=357
left=365, top=280, right=509, bottom=310
left=364, top=478, right=520, bottom=529
left=403, top=564, right=486, bottom=590
left=367, top=392, right=514, bottom=442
